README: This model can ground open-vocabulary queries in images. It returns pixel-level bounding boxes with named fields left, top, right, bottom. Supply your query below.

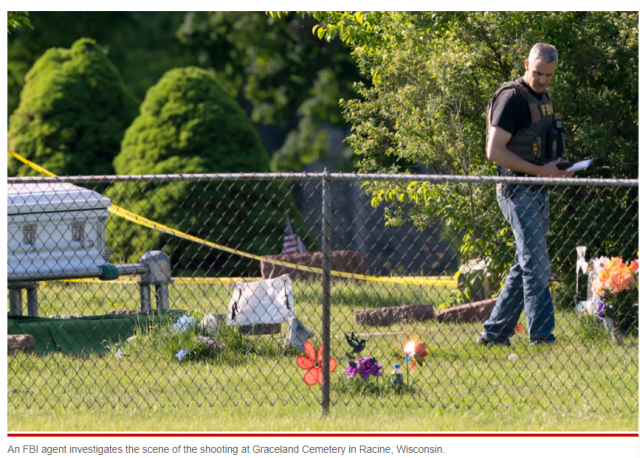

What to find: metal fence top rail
left=7, top=172, right=638, bottom=187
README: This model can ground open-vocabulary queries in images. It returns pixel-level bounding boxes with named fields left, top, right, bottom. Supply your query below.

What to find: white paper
left=566, top=158, right=593, bottom=172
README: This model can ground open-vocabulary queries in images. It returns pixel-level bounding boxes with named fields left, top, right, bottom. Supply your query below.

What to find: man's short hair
left=528, top=43, right=558, bottom=63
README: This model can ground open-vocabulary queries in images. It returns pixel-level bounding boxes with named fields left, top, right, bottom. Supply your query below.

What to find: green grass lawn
left=7, top=279, right=639, bottom=431
left=9, top=402, right=637, bottom=431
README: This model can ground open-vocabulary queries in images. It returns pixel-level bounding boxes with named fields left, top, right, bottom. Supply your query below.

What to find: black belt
left=497, top=169, right=545, bottom=191
left=496, top=165, right=537, bottom=178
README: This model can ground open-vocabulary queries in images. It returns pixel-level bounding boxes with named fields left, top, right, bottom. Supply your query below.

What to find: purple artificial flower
left=344, top=364, right=357, bottom=379
left=345, top=356, right=383, bottom=381
left=595, top=298, right=610, bottom=321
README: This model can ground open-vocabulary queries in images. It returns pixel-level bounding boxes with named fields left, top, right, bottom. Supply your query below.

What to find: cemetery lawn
left=8, top=280, right=639, bottom=431
left=9, top=402, right=638, bottom=431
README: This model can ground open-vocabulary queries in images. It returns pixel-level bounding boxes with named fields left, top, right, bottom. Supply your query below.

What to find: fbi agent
left=477, top=43, right=573, bottom=346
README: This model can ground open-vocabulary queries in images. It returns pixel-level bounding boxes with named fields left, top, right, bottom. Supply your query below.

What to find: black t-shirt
left=491, top=77, right=547, bottom=177
left=490, top=77, right=544, bottom=135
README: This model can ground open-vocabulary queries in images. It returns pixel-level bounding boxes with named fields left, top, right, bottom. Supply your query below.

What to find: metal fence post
left=26, top=285, right=38, bottom=317
left=8, top=288, right=23, bottom=317
left=321, top=170, right=332, bottom=415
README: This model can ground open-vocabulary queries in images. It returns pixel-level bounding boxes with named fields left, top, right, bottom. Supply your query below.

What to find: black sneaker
left=529, top=339, right=555, bottom=347
left=475, top=334, right=511, bottom=346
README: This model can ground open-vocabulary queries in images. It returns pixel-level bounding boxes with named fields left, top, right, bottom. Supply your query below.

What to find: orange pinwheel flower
left=296, top=342, right=337, bottom=386
left=630, top=260, right=638, bottom=273
left=403, top=338, right=428, bottom=369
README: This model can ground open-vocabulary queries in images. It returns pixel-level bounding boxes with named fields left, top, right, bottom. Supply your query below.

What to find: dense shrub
left=107, top=67, right=313, bottom=276
left=8, top=38, right=138, bottom=176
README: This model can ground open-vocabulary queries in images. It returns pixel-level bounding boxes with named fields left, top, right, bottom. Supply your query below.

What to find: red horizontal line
left=7, top=433, right=639, bottom=438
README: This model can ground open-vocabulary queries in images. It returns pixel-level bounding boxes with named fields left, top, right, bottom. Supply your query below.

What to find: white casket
left=8, top=182, right=112, bottom=280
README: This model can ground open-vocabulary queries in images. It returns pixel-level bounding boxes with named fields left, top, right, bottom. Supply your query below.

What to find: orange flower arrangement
left=590, top=254, right=639, bottom=334
left=591, top=257, right=638, bottom=297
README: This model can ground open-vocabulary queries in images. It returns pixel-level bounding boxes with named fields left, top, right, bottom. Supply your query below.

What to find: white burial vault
left=8, top=182, right=112, bottom=280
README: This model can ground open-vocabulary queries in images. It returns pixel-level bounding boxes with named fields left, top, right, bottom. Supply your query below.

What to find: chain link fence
left=7, top=172, right=638, bottom=413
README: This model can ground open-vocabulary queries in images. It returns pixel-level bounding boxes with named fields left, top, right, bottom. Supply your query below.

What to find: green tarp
left=8, top=310, right=182, bottom=356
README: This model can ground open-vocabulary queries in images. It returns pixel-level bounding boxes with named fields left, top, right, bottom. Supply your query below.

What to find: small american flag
left=283, top=217, right=307, bottom=254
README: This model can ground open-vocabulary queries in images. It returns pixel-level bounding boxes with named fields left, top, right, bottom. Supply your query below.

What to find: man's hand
left=538, top=159, right=574, bottom=178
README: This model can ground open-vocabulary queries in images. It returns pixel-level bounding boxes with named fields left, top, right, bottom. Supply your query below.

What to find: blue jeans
left=482, top=185, right=555, bottom=343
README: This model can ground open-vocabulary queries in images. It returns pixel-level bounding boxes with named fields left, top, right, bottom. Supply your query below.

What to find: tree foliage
left=8, top=12, right=360, bottom=173
left=8, top=38, right=138, bottom=176
left=8, top=12, right=32, bottom=33
left=107, top=67, right=313, bottom=275
left=7, top=12, right=196, bottom=119
left=296, top=11, right=638, bottom=303
left=177, top=12, right=360, bottom=171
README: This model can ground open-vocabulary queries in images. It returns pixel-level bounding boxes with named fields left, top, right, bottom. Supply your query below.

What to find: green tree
left=8, top=12, right=196, bottom=119
left=107, top=67, right=314, bottom=276
left=8, top=12, right=32, bottom=33
left=177, top=12, right=360, bottom=171
left=284, top=11, right=638, bottom=304
left=8, top=38, right=138, bottom=176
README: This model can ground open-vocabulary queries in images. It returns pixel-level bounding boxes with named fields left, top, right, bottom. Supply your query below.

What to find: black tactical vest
left=486, top=80, right=554, bottom=166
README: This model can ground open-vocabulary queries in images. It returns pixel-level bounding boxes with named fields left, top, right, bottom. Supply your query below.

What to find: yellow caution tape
left=8, top=150, right=457, bottom=287
left=57, top=276, right=454, bottom=286
left=9, top=151, right=58, bottom=178
left=59, top=277, right=262, bottom=284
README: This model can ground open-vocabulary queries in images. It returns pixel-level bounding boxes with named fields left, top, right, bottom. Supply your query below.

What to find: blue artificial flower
left=175, top=348, right=189, bottom=362
left=172, top=315, right=196, bottom=333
